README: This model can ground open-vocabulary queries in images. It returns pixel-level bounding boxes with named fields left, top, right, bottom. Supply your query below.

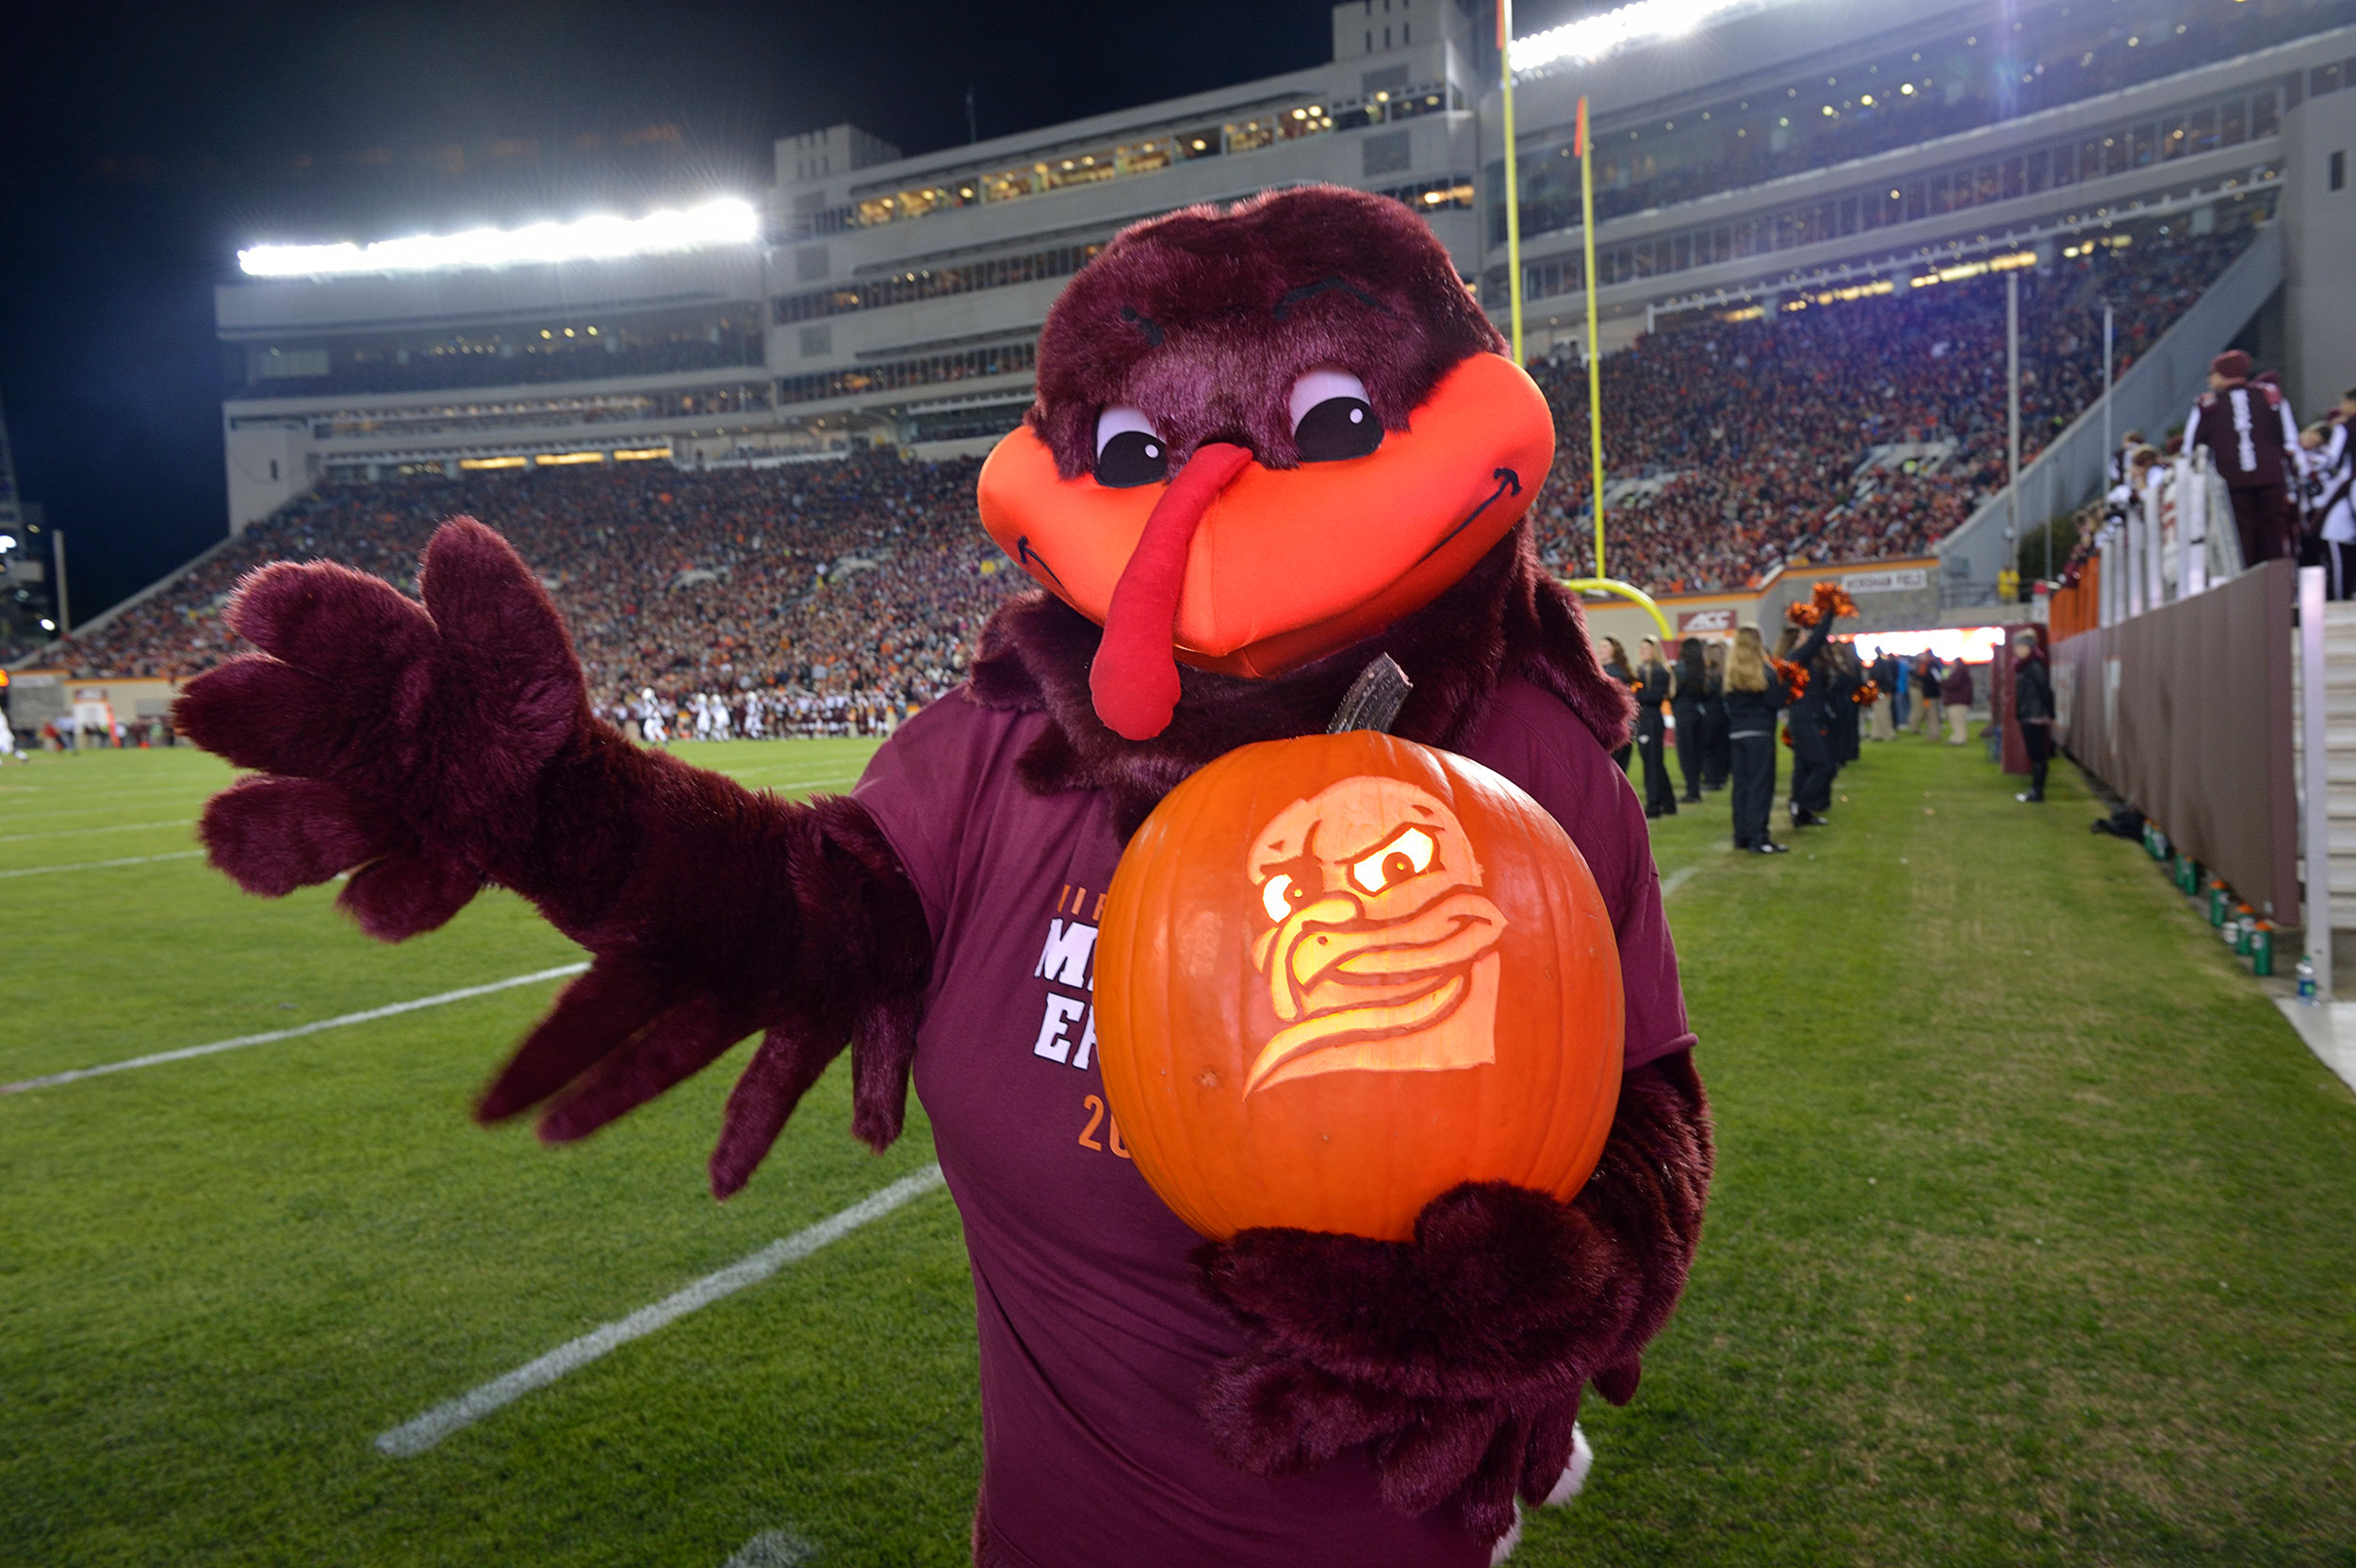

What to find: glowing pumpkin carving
left=1096, top=725, right=1624, bottom=1242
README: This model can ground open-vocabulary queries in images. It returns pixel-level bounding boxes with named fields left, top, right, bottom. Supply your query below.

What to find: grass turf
left=2, top=731, right=2351, bottom=1566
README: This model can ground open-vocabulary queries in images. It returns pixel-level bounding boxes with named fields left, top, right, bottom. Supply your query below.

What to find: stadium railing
left=1938, top=222, right=2285, bottom=590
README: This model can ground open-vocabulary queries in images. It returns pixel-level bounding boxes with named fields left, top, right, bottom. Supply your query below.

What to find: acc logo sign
left=1243, top=776, right=1506, bottom=1094
left=1677, top=608, right=1736, bottom=633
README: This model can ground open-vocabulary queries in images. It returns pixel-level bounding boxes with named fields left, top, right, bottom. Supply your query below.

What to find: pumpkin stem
left=1327, top=654, right=1414, bottom=735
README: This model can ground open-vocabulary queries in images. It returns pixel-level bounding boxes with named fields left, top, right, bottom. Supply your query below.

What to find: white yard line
left=723, top=1530, right=816, bottom=1567
left=0, top=963, right=590, bottom=1094
left=0, top=817, right=192, bottom=844
left=374, top=1164, right=947, bottom=1458
left=1659, top=841, right=1732, bottom=901
left=0, top=850, right=205, bottom=880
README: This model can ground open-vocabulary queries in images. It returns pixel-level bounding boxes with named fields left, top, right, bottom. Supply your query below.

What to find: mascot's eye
left=1350, top=827, right=1435, bottom=894
left=1261, top=874, right=1309, bottom=923
left=1288, top=368, right=1382, bottom=463
left=1094, top=405, right=1170, bottom=488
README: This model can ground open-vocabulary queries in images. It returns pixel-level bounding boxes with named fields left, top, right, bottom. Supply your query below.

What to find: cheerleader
left=1724, top=626, right=1789, bottom=855
left=1826, top=643, right=1864, bottom=767
left=1670, top=638, right=1710, bottom=805
left=1633, top=636, right=1678, bottom=818
left=1775, top=619, right=1838, bottom=827
left=1600, top=636, right=1635, bottom=773
left=1702, top=641, right=1731, bottom=791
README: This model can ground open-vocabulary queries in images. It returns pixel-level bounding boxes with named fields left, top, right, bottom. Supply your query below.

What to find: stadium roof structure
left=205, top=0, right=2356, bottom=608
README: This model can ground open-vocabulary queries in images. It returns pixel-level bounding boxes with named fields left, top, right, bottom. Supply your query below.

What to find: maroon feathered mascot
left=176, top=187, right=1710, bottom=1566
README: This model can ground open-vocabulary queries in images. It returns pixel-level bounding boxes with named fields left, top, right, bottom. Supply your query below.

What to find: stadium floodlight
left=0, top=534, right=14, bottom=552
left=1510, top=0, right=1775, bottom=73
left=237, top=198, right=760, bottom=279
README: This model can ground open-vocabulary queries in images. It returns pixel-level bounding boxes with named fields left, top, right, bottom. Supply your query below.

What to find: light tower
left=0, top=394, right=59, bottom=645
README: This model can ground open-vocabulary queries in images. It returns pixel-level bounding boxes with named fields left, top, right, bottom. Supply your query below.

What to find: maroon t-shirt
left=853, top=677, right=1694, bottom=1568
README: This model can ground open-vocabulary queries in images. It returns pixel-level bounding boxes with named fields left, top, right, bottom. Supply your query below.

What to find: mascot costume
left=177, top=187, right=1712, bottom=1566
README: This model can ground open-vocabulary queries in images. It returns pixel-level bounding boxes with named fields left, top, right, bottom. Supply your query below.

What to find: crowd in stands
left=1526, top=227, right=2250, bottom=590
left=47, top=452, right=1013, bottom=724
left=27, top=225, right=2249, bottom=713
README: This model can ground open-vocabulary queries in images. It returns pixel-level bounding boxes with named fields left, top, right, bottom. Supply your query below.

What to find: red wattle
left=1089, top=442, right=1253, bottom=740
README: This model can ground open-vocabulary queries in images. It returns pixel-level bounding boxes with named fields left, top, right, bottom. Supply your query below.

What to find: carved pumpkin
left=1095, top=730, right=1623, bottom=1242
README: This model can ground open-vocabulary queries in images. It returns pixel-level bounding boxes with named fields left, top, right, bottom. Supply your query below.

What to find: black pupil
left=1295, top=397, right=1382, bottom=462
left=1095, top=429, right=1169, bottom=487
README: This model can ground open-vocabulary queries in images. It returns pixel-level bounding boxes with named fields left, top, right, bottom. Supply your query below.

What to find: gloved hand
left=176, top=517, right=587, bottom=941
left=1193, top=1052, right=1711, bottom=1546
left=175, top=517, right=932, bottom=1193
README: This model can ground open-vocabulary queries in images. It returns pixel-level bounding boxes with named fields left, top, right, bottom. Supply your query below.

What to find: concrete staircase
left=2292, top=600, right=2356, bottom=933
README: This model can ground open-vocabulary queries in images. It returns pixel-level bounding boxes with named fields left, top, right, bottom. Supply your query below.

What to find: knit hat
left=2211, top=349, right=2252, bottom=380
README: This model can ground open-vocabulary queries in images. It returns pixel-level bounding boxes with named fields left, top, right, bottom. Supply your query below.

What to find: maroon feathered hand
left=177, top=519, right=585, bottom=940
left=1195, top=1053, right=1712, bottom=1546
left=175, top=518, right=932, bottom=1196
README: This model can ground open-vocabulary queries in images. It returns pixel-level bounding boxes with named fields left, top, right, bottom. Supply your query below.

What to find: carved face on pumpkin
left=1243, top=775, right=1507, bottom=1096
left=975, top=186, right=1557, bottom=741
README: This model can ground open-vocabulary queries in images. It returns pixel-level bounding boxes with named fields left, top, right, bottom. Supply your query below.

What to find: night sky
left=2, top=0, right=1499, bottom=624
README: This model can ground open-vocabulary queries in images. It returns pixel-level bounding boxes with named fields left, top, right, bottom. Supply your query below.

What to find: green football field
left=2, top=731, right=2351, bottom=1567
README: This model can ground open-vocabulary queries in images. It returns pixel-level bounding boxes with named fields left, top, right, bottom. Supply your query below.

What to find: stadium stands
left=52, top=453, right=1008, bottom=728
left=1526, top=227, right=2253, bottom=590
left=35, top=225, right=2254, bottom=709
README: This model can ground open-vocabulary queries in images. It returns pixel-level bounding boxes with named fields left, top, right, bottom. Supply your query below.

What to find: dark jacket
left=1941, top=663, right=1974, bottom=706
left=1722, top=670, right=1787, bottom=736
left=1781, top=621, right=1835, bottom=723
left=2014, top=655, right=2053, bottom=724
left=1633, top=663, right=1673, bottom=734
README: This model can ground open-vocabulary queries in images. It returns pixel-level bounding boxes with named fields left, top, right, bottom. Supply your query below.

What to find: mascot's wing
left=175, top=517, right=931, bottom=1197
left=1195, top=1051, right=1711, bottom=1544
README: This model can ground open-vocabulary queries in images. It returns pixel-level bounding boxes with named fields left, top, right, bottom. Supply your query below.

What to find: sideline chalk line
left=374, top=1164, right=947, bottom=1458
left=0, top=817, right=192, bottom=844
left=0, top=850, right=204, bottom=880
left=0, top=962, right=590, bottom=1094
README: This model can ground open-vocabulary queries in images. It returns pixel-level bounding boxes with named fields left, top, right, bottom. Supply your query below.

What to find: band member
left=2186, top=350, right=2300, bottom=567
left=2303, top=391, right=2356, bottom=597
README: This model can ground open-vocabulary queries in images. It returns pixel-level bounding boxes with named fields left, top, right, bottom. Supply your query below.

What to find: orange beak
left=977, top=352, right=1555, bottom=737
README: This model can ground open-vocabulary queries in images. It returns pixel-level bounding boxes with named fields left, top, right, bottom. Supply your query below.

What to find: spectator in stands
left=1633, top=636, right=1677, bottom=818
left=1670, top=638, right=1710, bottom=804
left=1942, top=658, right=1975, bottom=745
left=2012, top=631, right=2054, bottom=803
